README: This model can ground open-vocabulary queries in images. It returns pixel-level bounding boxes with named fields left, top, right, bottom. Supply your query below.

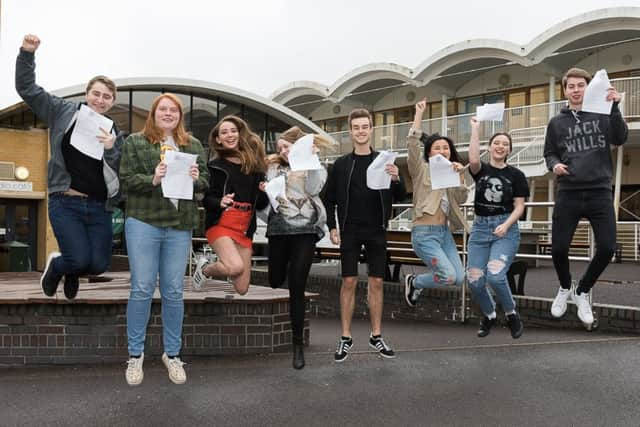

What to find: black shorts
left=339, top=228, right=387, bottom=278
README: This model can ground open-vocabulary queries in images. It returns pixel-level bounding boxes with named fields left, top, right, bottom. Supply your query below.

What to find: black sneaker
left=506, top=313, right=524, bottom=339
left=404, top=274, right=421, bottom=308
left=369, top=334, right=396, bottom=359
left=40, top=252, right=62, bottom=297
left=334, top=336, right=353, bottom=363
left=64, top=274, right=80, bottom=300
left=477, top=316, right=497, bottom=338
left=292, top=344, right=305, bottom=370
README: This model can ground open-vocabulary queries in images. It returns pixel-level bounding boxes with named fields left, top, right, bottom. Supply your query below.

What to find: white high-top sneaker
left=551, top=281, right=575, bottom=318
left=572, top=288, right=594, bottom=326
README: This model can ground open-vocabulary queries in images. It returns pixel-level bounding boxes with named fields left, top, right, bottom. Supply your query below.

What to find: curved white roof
left=49, top=77, right=328, bottom=137
left=271, top=7, right=640, bottom=104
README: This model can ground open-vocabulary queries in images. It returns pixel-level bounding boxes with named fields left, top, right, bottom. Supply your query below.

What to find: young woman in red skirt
left=193, top=115, right=268, bottom=294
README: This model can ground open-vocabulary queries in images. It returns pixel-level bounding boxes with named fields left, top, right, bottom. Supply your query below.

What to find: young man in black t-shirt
left=323, top=108, right=405, bottom=362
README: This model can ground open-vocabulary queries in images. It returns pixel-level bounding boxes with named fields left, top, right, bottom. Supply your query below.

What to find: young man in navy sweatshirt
left=544, top=67, right=628, bottom=328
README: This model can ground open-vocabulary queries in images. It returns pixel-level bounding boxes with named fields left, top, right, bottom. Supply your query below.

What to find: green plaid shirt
left=120, top=132, right=209, bottom=230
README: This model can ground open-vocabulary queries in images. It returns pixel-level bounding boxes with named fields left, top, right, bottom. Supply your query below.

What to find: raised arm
left=607, top=86, right=628, bottom=146
left=15, top=35, right=66, bottom=125
left=468, top=117, right=482, bottom=175
left=407, top=99, right=427, bottom=178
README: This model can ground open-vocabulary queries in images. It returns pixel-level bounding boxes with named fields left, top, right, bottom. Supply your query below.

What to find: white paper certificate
left=366, top=150, right=398, bottom=190
left=476, top=102, right=505, bottom=122
left=429, top=154, right=460, bottom=190
left=161, top=150, right=197, bottom=200
left=582, top=69, right=613, bottom=115
left=288, top=134, right=323, bottom=171
left=70, top=105, right=114, bottom=160
left=265, top=175, right=286, bottom=210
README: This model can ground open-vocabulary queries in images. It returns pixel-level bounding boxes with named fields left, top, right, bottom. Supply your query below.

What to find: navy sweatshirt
left=543, top=102, right=628, bottom=191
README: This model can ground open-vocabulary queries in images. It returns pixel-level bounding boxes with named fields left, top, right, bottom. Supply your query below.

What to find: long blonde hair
left=267, top=126, right=333, bottom=166
left=209, top=115, right=267, bottom=174
left=142, top=93, right=190, bottom=146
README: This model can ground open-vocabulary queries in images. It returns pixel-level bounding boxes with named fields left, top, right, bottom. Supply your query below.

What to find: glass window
left=131, top=91, right=160, bottom=133
left=218, top=99, right=241, bottom=120
left=457, top=96, right=483, bottom=115
left=110, top=90, right=131, bottom=134
left=484, top=93, right=505, bottom=105
left=244, top=107, right=267, bottom=141
left=430, top=102, right=442, bottom=118
left=447, top=100, right=456, bottom=116
left=374, top=111, right=394, bottom=127
left=266, top=115, right=290, bottom=154
left=530, top=86, right=549, bottom=105
left=394, top=108, right=413, bottom=124
left=189, top=96, right=219, bottom=153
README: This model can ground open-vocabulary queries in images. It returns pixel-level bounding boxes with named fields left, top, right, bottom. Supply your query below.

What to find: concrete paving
left=1, top=316, right=639, bottom=426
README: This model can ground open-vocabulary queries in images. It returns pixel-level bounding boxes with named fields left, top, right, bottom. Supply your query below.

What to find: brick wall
left=251, top=270, right=640, bottom=334
left=0, top=300, right=309, bottom=365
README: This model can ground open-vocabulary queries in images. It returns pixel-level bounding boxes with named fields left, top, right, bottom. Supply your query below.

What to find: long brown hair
left=267, top=126, right=334, bottom=166
left=209, top=115, right=267, bottom=174
left=142, top=93, right=190, bottom=146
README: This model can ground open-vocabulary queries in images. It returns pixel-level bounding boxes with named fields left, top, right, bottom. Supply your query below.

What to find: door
left=0, top=199, right=38, bottom=269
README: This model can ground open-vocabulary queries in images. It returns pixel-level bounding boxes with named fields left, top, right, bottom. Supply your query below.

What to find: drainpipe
left=441, top=94, right=448, bottom=136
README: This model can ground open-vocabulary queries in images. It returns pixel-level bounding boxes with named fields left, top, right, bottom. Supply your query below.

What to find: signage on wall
left=0, top=180, right=33, bottom=192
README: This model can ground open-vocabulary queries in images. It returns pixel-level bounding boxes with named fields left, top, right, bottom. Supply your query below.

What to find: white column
left=548, top=75, right=557, bottom=120
left=527, top=178, right=535, bottom=221
left=614, top=145, right=624, bottom=221
left=547, top=177, right=554, bottom=222
left=441, top=94, right=448, bottom=136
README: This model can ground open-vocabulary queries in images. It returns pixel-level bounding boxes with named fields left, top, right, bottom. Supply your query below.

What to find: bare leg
left=368, top=276, right=383, bottom=336
left=206, top=237, right=244, bottom=279
left=230, top=245, right=253, bottom=295
left=340, top=276, right=358, bottom=337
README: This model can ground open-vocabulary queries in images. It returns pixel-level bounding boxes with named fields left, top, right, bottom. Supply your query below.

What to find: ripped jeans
left=467, top=214, right=519, bottom=315
left=411, top=224, right=464, bottom=289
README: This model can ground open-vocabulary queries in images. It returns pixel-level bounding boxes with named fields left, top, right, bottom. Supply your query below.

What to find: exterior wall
left=250, top=270, right=640, bottom=336
left=455, top=64, right=551, bottom=98
left=576, top=41, right=640, bottom=75
left=0, top=128, right=52, bottom=270
left=0, top=299, right=309, bottom=365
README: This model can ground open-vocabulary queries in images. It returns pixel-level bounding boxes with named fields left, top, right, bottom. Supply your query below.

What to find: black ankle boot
left=292, top=344, right=305, bottom=370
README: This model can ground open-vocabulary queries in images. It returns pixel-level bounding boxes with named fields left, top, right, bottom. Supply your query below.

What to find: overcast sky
left=0, top=0, right=635, bottom=109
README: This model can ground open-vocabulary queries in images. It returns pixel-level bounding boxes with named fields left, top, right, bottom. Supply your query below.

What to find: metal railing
left=324, top=76, right=640, bottom=160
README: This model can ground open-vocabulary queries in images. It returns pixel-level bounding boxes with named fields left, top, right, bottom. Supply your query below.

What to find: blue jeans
left=467, top=214, right=519, bottom=315
left=125, top=217, right=191, bottom=356
left=48, top=194, right=112, bottom=277
left=411, top=225, right=464, bottom=289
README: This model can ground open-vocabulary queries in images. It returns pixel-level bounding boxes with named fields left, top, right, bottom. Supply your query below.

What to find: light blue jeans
left=467, top=214, right=519, bottom=315
left=411, top=224, right=464, bottom=289
left=125, top=217, right=191, bottom=356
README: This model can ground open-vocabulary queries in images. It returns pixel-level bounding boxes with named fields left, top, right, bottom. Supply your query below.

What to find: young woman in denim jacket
left=403, top=99, right=469, bottom=308
left=467, top=117, right=529, bottom=339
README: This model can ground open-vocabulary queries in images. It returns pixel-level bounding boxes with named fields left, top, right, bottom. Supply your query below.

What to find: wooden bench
left=316, top=230, right=528, bottom=294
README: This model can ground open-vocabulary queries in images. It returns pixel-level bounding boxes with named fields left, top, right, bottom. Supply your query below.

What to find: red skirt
left=206, top=202, right=253, bottom=249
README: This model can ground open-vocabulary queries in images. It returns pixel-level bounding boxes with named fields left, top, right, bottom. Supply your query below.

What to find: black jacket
left=544, top=102, right=628, bottom=191
left=203, top=158, right=269, bottom=239
left=323, top=150, right=406, bottom=232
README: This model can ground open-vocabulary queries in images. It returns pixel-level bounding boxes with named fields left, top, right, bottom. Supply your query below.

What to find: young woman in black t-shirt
left=467, top=117, right=530, bottom=339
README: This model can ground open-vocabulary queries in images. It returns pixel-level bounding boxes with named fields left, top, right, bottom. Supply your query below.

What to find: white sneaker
left=572, top=288, right=594, bottom=326
left=550, top=285, right=573, bottom=318
left=162, top=353, right=186, bottom=384
left=192, top=256, right=209, bottom=290
left=125, top=354, right=144, bottom=386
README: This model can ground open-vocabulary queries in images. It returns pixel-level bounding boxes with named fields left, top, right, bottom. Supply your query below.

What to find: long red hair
left=142, top=93, right=190, bottom=146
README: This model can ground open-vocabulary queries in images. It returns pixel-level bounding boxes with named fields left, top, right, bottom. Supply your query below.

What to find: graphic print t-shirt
left=471, top=162, right=529, bottom=216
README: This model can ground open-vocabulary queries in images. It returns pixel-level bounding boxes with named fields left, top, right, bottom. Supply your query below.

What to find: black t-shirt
left=345, top=153, right=382, bottom=229
left=471, top=162, right=529, bottom=216
left=61, top=123, right=108, bottom=200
